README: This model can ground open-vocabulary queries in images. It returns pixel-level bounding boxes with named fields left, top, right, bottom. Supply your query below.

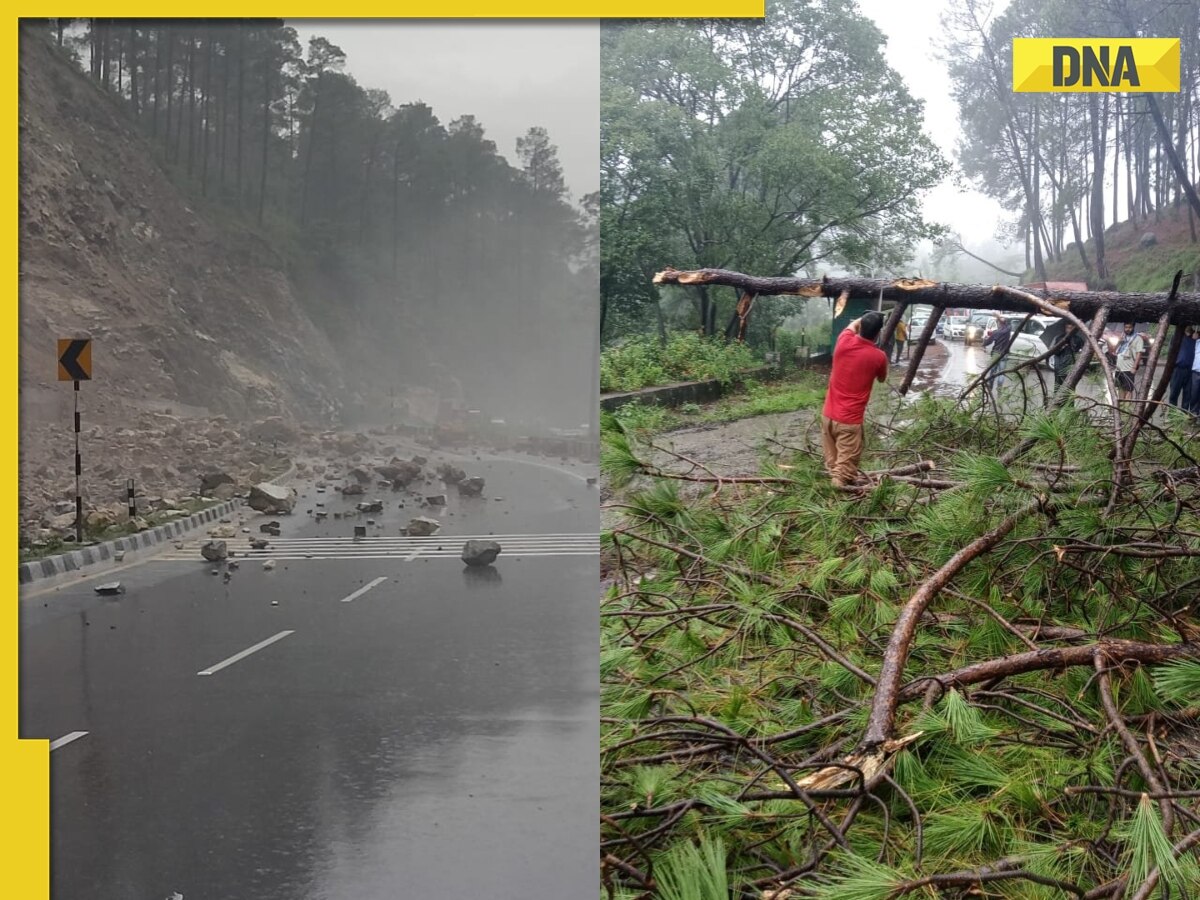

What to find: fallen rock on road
left=461, top=539, right=501, bottom=566
left=200, top=540, right=228, bottom=561
left=458, top=476, right=485, bottom=496
left=248, top=482, right=295, bottom=514
left=406, top=516, right=441, bottom=536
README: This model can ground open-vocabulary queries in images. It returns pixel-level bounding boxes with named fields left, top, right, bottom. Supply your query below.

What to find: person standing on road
left=892, top=317, right=908, bottom=363
left=1190, top=333, right=1200, bottom=418
left=982, top=317, right=1014, bottom=393
left=822, top=308, right=889, bottom=488
left=1114, top=323, right=1146, bottom=402
left=1052, top=322, right=1085, bottom=392
left=1168, top=326, right=1195, bottom=411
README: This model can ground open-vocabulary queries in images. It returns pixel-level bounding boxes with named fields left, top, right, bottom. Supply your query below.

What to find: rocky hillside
left=1033, top=204, right=1200, bottom=292
left=19, top=32, right=349, bottom=532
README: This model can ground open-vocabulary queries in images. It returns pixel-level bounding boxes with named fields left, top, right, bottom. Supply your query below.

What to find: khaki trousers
left=821, top=416, right=865, bottom=486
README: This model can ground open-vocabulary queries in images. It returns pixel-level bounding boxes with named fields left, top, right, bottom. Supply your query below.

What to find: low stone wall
left=600, top=362, right=830, bottom=413
left=18, top=499, right=243, bottom=587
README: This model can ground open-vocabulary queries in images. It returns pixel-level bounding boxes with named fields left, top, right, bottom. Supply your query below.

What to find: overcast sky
left=289, top=21, right=600, bottom=203
left=855, top=0, right=1015, bottom=251
left=290, top=12, right=1009, bottom=248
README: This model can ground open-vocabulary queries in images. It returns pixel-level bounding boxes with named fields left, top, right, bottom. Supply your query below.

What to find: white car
left=1007, top=316, right=1066, bottom=362
left=944, top=315, right=968, bottom=339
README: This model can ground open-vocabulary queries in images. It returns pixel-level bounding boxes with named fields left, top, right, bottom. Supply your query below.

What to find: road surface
left=921, top=338, right=1111, bottom=406
left=20, top=454, right=599, bottom=899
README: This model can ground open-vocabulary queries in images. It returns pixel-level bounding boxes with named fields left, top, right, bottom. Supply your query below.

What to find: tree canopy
left=43, top=19, right=595, bottom=424
left=600, top=0, right=949, bottom=345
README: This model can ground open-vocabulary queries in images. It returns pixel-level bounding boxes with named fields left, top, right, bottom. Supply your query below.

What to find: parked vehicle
left=965, top=313, right=1000, bottom=346
left=944, top=315, right=968, bottom=339
left=1005, top=315, right=1065, bottom=364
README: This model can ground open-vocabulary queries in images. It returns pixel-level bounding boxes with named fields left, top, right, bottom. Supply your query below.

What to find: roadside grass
left=611, top=374, right=826, bottom=438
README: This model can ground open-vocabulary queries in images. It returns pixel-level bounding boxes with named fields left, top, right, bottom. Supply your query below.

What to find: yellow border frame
left=6, top=8, right=764, bottom=897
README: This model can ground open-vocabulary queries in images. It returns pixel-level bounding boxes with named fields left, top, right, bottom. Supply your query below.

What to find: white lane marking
left=164, top=551, right=598, bottom=562
left=340, top=576, right=389, bottom=603
left=197, top=630, right=294, bottom=676
left=176, top=533, right=600, bottom=544
left=49, top=731, right=88, bottom=751
left=405, top=546, right=422, bottom=562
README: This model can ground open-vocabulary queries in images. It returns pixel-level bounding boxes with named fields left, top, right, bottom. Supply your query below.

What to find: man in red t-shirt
left=822, top=310, right=889, bottom=487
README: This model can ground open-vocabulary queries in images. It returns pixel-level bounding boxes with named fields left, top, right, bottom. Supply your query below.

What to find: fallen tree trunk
left=652, top=269, right=1200, bottom=325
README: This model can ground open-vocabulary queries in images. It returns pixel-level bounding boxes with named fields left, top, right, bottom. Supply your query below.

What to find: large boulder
left=248, top=416, right=298, bottom=444
left=85, top=509, right=115, bottom=529
left=200, top=540, right=228, bottom=561
left=461, top=539, right=501, bottom=567
left=437, top=463, right=467, bottom=484
left=212, top=482, right=238, bottom=501
left=47, top=511, right=77, bottom=532
left=406, top=516, right=441, bottom=536
left=391, top=460, right=425, bottom=486
left=199, top=471, right=235, bottom=494
left=348, top=466, right=373, bottom=484
left=248, top=482, right=296, bottom=514
left=458, top=476, right=485, bottom=496
left=341, top=482, right=365, bottom=496
left=1140, top=231, right=1158, bottom=248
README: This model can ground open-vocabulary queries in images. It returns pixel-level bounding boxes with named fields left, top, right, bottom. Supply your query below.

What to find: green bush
left=612, top=401, right=675, bottom=433
left=600, top=334, right=760, bottom=392
left=775, top=330, right=799, bottom=371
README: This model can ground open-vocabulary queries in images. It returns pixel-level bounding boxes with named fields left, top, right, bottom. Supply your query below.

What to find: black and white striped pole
left=74, top=380, right=82, bottom=544
left=57, top=337, right=93, bottom=544
left=127, top=478, right=136, bottom=520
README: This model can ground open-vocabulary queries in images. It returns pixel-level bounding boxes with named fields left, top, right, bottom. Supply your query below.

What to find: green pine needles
left=601, top=386, right=1200, bottom=899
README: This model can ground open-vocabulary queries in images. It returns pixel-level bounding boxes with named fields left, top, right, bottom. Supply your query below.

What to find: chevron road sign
left=57, top=338, right=92, bottom=381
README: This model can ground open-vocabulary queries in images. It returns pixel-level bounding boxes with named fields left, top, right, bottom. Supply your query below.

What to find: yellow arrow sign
left=57, top=338, right=92, bottom=382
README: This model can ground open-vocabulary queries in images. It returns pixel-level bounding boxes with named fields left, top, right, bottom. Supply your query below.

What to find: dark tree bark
left=895, top=639, right=1200, bottom=703
left=99, top=20, right=110, bottom=90
left=1125, top=96, right=1136, bottom=225
left=390, top=136, right=401, bottom=279
left=127, top=25, right=138, bottom=119
left=186, top=34, right=196, bottom=176
left=898, top=306, right=944, bottom=395
left=201, top=28, right=213, bottom=197
left=1145, top=92, right=1200, bottom=223
left=220, top=26, right=230, bottom=188
left=1113, top=94, right=1120, bottom=228
left=236, top=27, right=245, bottom=198
left=358, top=122, right=382, bottom=242
left=164, top=29, right=174, bottom=161
left=90, top=19, right=100, bottom=82
left=257, top=47, right=272, bottom=225
left=1089, top=93, right=1108, bottom=281
left=299, top=71, right=323, bottom=227
left=152, top=26, right=162, bottom=137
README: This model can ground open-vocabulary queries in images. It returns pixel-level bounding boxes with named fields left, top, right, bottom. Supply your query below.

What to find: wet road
left=919, top=338, right=1110, bottom=406
left=20, top=452, right=599, bottom=900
